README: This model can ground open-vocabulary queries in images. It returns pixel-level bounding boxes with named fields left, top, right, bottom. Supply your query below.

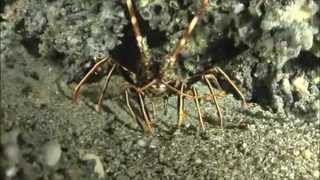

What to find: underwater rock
left=43, top=140, right=61, bottom=167
left=1, top=0, right=319, bottom=117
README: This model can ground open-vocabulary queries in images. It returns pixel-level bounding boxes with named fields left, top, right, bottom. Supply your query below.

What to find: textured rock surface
left=1, top=0, right=319, bottom=179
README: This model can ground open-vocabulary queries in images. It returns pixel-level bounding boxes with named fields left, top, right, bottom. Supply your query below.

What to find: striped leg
left=177, top=83, right=185, bottom=128
left=126, top=0, right=149, bottom=67
left=167, top=0, right=209, bottom=64
left=95, top=64, right=117, bottom=112
left=137, top=92, right=153, bottom=134
left=125, top=89, right=146, bottom=132
left=192, top=87, right=205, bottom=131
left=73, top=57, right=111, bottom=102
left=214, top=67, right=247, bottom=107
left=203, top=75, right=223, bottom=128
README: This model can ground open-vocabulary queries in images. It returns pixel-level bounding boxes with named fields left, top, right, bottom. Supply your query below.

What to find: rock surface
left=1, top=0, right=319, bottom=179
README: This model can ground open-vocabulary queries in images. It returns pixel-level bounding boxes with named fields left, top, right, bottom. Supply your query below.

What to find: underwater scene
left=1, top=0, right=319, bottom=179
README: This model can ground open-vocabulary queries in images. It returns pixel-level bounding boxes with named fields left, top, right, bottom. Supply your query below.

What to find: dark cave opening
left=205, top=37, right=248, bottom=66
left=111, top=3, right=168, bottom=73
left=283, top=51, right=320, bottom=72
